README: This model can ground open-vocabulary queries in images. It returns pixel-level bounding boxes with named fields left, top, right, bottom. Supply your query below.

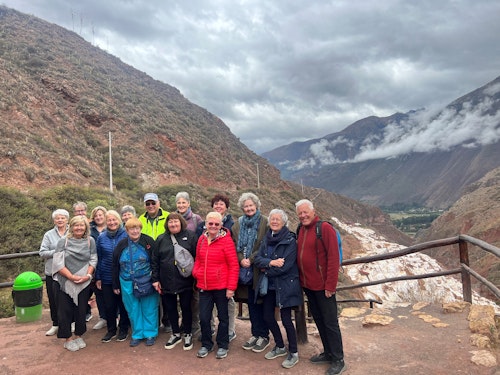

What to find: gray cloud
left=4, top=0, right=500, bottom=154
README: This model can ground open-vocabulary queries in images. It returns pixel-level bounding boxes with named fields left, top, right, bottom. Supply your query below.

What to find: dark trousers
left=90, top=282, right=106, bottom=319
left=199, top=289, right=229, bottom=350
left=262, top=290, right=298, bottom=353
left=162, top=289, right=193, bottom=334
left=101, top=284, right=130, bottom=334
left=56, top=282, right=91, bottom=339
left=304, top=288, right=344, bottom=361
left=247, top=286, right=269, bottom=339
left=46, top=275, right=58, bottom=326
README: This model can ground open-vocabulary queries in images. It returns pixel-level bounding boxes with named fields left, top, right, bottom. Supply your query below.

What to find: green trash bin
left=12, top=271, right=43, bottom=323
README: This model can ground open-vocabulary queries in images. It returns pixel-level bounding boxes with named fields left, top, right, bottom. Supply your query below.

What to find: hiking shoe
left=74, top=337, right=87, bottom=349
left=229, top=331, right=237, bottom=342
left=310, top=352, right=333, bottom=364
left=145, top=337, right=156, bottom=346
left=265, top=346, right=287, bottom=360
left=93, top=318, right=107, bottom=330
left=216, top=348, right=228, bottom=359
left=164, top=334, right=182, bottom=349
left=63, top=340, right=80, bottom=352
left=130, top=339, right=141, bottom=347
left=45, top=326, right=58, bottom=336
left=85, top=313, right=93, bottom=322
left=183, top=334, right=193, bottom=350
left=197, top=346, right=213, bottom=358
left=116, top=330, right=129, bottom=342
left=282, top=352, right=299, bottom=369
left=326, top=360, right=347, bottom=375
left=101, top=332, right=117, bottom=343
left=242, top=336, right=258, bottom=350
left=251, top=337, right=270, bottom=353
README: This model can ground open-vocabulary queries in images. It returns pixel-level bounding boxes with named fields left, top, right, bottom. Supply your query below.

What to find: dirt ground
left=0, top=303, right=498, bottom=375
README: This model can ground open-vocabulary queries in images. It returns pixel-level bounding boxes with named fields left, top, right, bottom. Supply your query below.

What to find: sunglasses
left=207, top=222, right=221, bottom=227
left=145, top=201, right=156, bottom=207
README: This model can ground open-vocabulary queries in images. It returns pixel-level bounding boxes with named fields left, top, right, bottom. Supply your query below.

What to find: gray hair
left=237, top=192, right=261, bottom=210
left=268, top=209, right=288, bottom=226
left=73, top=201, right=87, bottom=211
left=52, top=209, right=70, bottom=220
left=295, top=199, right=314, bottom=211
left=175, top=191, right=191, bottom=203
left=120, top=205, right=136, bottom=216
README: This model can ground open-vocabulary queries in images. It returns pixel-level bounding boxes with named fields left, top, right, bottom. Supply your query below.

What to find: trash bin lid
left=12, top=271, right=43, bottom=291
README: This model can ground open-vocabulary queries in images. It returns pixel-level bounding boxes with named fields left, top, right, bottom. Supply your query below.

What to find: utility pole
left=109, top=132, right=113, bottom=192
left=256, top=163, right=260, bottom=189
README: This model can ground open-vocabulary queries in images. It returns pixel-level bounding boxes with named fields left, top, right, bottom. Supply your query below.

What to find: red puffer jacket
left=193, top=227, right=239, bottom=292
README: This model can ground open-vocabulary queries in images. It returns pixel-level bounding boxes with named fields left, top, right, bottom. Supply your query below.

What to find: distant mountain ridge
left=263, top=77, right=500, bottom=209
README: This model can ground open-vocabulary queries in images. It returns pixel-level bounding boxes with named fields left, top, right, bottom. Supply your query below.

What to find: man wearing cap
left=139, top=193, right=169, bottom=240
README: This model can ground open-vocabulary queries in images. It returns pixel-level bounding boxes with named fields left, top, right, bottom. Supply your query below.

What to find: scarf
left=181, top=207, right=193, bottom=221
left=266, top=226, right=289, bottom=247
left=237, top=210, right=261, bottom=256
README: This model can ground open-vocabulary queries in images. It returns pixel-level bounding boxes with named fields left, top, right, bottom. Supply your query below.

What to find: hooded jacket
left=193, top=227, right=239, bottom=292
left=254, top=229, right=303, bottom=308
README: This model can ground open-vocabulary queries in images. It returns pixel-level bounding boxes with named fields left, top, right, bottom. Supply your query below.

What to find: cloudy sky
left=4, top=0, right=500, bottom=154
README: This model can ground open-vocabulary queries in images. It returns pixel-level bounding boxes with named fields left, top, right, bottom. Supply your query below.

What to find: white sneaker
left=45, top=326, right=58, bottom=336
left=93, top=318, right=107, bottom=330
left=74, top=337, right=87, bottom=349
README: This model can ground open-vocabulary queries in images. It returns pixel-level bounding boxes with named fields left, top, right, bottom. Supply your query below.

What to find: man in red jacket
left=295, top=199, right=346, bottom=375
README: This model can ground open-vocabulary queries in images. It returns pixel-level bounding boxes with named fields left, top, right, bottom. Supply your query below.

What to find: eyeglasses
left=145, top=201, right=156, bottom=207
left=207, top=222, right=221, bottom=227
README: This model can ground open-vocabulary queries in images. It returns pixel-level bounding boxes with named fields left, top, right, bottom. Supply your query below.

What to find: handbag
left=129, top=242, right=155, bottom=298
left=239, top=264, right=253, bottom=285
left=132, top=274, right=155, bottom=298
left=171, top=234, right=194, bottom=278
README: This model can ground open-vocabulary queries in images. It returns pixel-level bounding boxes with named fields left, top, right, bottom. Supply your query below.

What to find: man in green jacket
left=139, top=193, right=169, bottom=240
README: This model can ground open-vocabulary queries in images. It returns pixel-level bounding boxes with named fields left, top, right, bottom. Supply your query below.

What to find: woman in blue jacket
left=254, top=209, right=303, bottom=369
left=95, top=210, right=130, bottom=343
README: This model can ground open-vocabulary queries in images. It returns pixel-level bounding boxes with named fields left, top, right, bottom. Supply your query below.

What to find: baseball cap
left=143, top=193, right=159, bottom=202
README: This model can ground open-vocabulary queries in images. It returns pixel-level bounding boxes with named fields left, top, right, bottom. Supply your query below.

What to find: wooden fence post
left=295, top=302, right=308, bottom=344
left=459, top=239, right=472, bottom=303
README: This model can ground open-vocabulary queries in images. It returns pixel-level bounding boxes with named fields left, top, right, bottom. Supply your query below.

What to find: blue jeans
left=247, top=286, right=269, bottom=339
left=199, top=289, right=229, bottom=350
left=262, top=290, right=298, bottom=353
left=304, top=288, right=344, bottom=361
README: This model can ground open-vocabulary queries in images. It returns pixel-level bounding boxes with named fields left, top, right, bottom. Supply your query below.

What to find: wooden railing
left=1, top=235, right=499, bottom=344
left=293, top=234, right=500, bottom=343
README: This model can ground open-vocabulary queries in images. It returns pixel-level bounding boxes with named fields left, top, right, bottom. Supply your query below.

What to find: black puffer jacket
left=151, top=229, right=197, bottom=294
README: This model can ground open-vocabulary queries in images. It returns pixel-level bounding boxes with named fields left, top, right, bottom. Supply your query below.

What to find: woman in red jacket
left=192, top=212, right=239, bottom=360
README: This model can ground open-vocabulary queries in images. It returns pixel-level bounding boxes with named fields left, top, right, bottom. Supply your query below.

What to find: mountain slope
left=263, top=77, right=500, bottom=209
left=0, top=6, right=279, bottom=192
left=416, top=166, right=500, bottom=297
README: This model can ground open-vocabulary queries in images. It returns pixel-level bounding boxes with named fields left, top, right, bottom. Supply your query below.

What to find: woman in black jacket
left=151, top=212, right=197, bottom=351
